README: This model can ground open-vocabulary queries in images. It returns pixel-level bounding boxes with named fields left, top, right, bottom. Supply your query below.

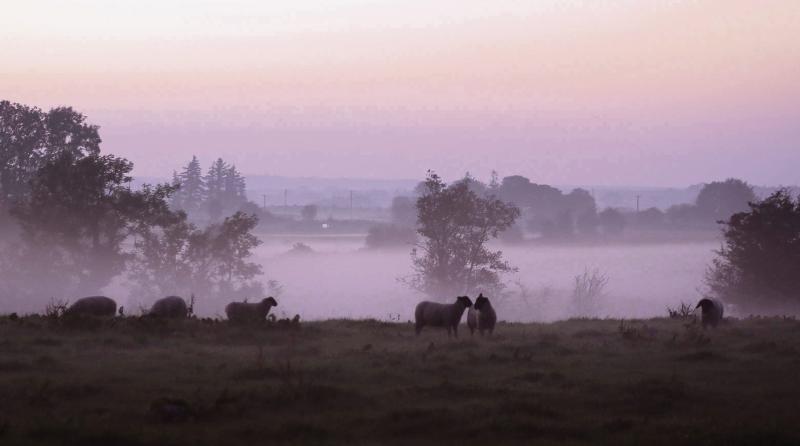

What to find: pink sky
left=2, top=0, right=799, bottom=186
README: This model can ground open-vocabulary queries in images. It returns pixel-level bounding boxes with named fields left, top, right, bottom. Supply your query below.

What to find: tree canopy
left=408, top=171, right=520, bottom=297
left=706, top=190, right=800, bottom=312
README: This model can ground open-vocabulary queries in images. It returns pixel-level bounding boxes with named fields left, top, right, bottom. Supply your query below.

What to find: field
left=2, top=315, right=800, bottom=445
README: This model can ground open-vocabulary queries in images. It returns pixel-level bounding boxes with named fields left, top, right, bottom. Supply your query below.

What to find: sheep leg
left=453, top=325, right=459, bottom=338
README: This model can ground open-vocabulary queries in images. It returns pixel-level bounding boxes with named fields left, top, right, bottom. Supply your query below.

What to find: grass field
left=1, top=315, right=799, bottom=445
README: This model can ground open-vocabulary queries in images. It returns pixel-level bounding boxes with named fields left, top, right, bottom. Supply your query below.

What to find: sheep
left=150, top=296, right=189, bottom=319
left=467, top=293, right=497, bottom=336
left=696, top=298, right=724, bottom=328
left=64, top=296, right=117, bottom=317
left=414, top=296, right=473, bottom=338
left=225, top=297, right=278, bottom=324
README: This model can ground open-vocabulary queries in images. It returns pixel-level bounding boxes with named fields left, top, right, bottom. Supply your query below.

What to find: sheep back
left=150, top=296, right=189, bottom=319
left=66, top=296, right=117, bottom=317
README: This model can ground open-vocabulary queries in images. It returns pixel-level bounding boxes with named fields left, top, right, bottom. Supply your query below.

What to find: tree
left=705, top=190, right=800, bottom=312
left=204, top=158, right=229, bottom=222
left=172, top=156, right=205, bottom=216
left=301, top=204, right=318, bottom=221
left=8, top=152, right=178, bottom=299
left=696, top=178, right=756, bottom=223
left=408, top=172, right=520, bottom=297
left=129, top=211, right=264, bottom=305
left=1, top=101, right=100, bottom=205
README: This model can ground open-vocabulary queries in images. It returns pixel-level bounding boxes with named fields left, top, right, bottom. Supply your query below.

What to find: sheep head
left=456, top=296, right=473, bottom=308
left=474, top=294, right=490, bottom=310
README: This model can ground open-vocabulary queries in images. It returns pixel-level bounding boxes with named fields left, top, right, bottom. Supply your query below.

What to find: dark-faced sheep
left=150, top=296, right=189, bottom=319
left=467, top=293, right=497, bottom=336
left=696, top=298, right=724, bottom=328
left=414, top=296, right=473, bottom=338
left=225, top=297, right=278, bottom=324
left=65, top=296, right=117, bottom=317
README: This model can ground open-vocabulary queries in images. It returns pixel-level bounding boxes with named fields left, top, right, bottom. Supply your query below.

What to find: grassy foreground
left=1, top=315, right=799, bottom=445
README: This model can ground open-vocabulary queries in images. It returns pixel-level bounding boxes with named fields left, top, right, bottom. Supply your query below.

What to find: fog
left=168, top=236, right=718, bottom=322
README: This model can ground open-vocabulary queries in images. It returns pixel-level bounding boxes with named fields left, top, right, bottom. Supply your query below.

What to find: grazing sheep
left=65, top=296, right=117, bottom=317
left=696, top=298, right=724, bottom=328
left=414, top=296, right=473, bottom=338
left=467, top=293, right=497, bottom=336
left=225, top=297, right=278, bottom=324
left=150, top=296, right=189, bottom=319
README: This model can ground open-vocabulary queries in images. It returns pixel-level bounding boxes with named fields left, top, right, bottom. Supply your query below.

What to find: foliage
left=706, top=189, right=800, bottom=311
left=695, top=178, right=756, bottom=223
left=408, top=171, right=520, bottom=297
left=171, top=155, right=205, bottom=216
left=129, top=211, right=265, bottom=304
left=7, top=152, right=179, bottom=298
left=0, top=100, right=101, bottom=204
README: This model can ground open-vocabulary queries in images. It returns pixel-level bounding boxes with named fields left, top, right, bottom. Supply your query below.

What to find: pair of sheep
left=65, top=295, right=279, bottom=323
left=63, top=295, right=191, bottom=319
left=414, top=293, right=497, bottom=337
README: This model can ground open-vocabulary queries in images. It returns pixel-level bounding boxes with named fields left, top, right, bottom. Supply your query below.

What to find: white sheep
left=414, top=296, right=473, bottom=338
left=65, top=296, right=117, bottom=317
left=467, top=293, right=497, bottom=336
left=225, top=297, right=278, bottom=324
left=150, top=296, right=189, bottom=319
left=696, top=298, right=724, bottom=328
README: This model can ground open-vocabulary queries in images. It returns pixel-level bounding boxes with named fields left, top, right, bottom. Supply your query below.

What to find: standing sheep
left=225, top=297, right=278, bottom=324
left=696, top=298, right=724, bottom=328
left=467, top=293, right=497, bottom=336
left=414, top=296, right=473, bottom=338
left=150, top=296, right=189, bottom=319
left=65, top=296, right=117, bottom=317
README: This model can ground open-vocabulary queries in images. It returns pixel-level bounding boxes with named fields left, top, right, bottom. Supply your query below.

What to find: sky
left=2, top=0, right=799, bottom=186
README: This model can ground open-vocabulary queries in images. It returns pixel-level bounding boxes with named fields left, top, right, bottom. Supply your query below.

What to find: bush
left=706, top=190, right=800, bottom=312
left=365, top=224, right=416, bottom=249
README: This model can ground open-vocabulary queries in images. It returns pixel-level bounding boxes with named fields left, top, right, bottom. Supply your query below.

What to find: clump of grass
left=571, top=268, right=608, bottom=317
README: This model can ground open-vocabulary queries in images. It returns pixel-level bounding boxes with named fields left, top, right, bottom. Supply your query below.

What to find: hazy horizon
left=4, top=0, right=799, bottom=186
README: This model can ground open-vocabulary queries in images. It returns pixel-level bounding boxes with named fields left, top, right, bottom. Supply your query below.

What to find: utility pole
left=636, top=195, right=640, bottom=213
left=284, top=189, right=288, bottom=208
left=350, top=190, right=353, bottom=220
left=262, top=194, right=266, bottom=209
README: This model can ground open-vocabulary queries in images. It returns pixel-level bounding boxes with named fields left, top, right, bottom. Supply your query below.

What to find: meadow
left=1, top=314, right=799, bottom=445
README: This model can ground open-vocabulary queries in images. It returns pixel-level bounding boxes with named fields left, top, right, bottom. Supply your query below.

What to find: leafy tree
left=0, top=100, right=100, bottom=205
left=706, top=190, right=800, bottom=312
left=301, top=204, right=318, bottom=221
left=129, top=211, right=264, bottom=305
left=696, top=178, right=756, bottom=223
left=8, top=152, right=178, bottom=298
left=408, top=172, right=520, bottom=297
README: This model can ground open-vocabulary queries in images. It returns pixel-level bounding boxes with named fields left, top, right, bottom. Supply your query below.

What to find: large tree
left=706, top=190, right=800, bottom=312
left=408, top=172, right=520, bottom=297
left=0, top=100, right=100, bottom=205
left=172, top=155, right=206, bottom=216
left=129, top=211, right=264, bottom=307
left=695, top=178, right=756, bottom=223
left=7, top=152, right=178, bottom=300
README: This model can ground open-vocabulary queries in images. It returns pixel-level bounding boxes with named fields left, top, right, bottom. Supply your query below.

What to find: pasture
left=1, top=315, right=799, bottom=445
